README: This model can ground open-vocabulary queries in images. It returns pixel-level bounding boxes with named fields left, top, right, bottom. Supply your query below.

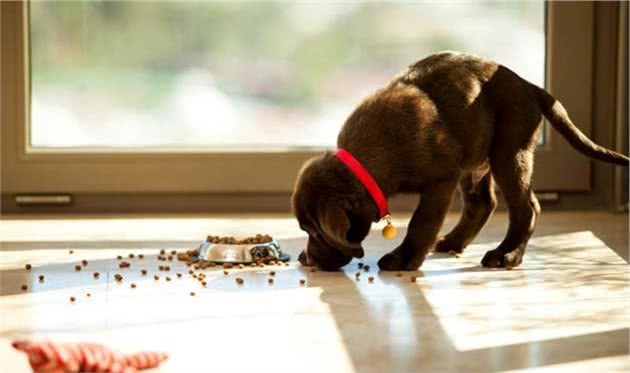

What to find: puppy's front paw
left=378, top=248, right=424, bottom=271
left=481, top=248, right=524, bottom=268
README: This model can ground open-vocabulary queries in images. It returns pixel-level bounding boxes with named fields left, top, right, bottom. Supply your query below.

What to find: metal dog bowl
left=196, top=239, right=289, bottom=264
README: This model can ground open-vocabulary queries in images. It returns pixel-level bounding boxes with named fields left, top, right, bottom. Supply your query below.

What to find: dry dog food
left=38, top=275, right=44, bottom=282
left=119, top=261, right=130, bottom=268
left=176, top=273, right=182, bottom=278
left=207, top=234, right=272, bottom=245
left=117, top=255, right=123, bottom=260
left=114, top=274, right=123, bottom=282
left=21, top=284, right=28, bottom=291
left=223, top=270, right=229, bottom=275
left=368, top=276, right=374, bottom=283
left=141, top=269, right=147, bottom=275
left=25, top=264, right=32, bottom=270
left=129, top=254, right=135, bottom=259
left=81, top=260, right=88, bottom=266
left=410, top=276, right=417, bottom=282
left=299, top=279, right=306, bottom=286
left=363, top=265, right=370, bottom=272
left=190, top=292, right=196, bottom=297
left=396, top=273, right=403, bottom=277
left=86, top=293, right=92, bottom=297
left=74, top=265, right=82, bottom=272
left=268, top=278, right=274, bottom=285
left=69, top=250, right=74, bottom=254
left=167, top=256, right=173, bottom=261
left=130, top=283, right=137, bottom=289
left=357, top=263, right=364, bottom=269
left=166, top=277, right=171, bottom=282
left=160, top=249, right=165, bottom=255
left=70, top=296, right=76, bottom=302
left=138, top=254, right=144, bottom=259
left=235, top=277, right=244, bottom=285
left=154, top=275, right=159, bottom=280
left=269, top=271, right=276, bottom=277
left=170, top=250, right=177, bottom=255
left=93, top=272, right=99, bottom=278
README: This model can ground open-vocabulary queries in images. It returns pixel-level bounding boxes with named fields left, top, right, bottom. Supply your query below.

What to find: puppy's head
left=292, top=153, right=374, bottom=271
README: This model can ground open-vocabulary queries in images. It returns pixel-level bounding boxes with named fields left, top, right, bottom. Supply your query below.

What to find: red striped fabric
left=12, top=340, right=168, bottom=372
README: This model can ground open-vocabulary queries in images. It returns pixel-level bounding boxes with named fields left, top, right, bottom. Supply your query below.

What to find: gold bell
left=381, top=214, right=397, bottom=239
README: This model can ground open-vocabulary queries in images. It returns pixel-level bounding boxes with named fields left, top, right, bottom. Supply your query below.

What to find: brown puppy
left=292, top=52, right=629, bottom=271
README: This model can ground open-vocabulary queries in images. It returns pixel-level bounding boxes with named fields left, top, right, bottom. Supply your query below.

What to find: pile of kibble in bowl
left=176, top=234, right=281, bottom=267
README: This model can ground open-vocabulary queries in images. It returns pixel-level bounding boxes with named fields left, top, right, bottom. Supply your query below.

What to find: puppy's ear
left=319, top=205, right=367, bottom=258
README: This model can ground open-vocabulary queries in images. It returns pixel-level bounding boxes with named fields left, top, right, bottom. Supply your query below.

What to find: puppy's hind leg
left=435, top=167, right=497, bottom=253
left=482, top=150, right=540, bottom=268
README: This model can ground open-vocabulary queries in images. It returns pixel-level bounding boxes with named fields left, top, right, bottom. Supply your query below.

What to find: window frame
left=1, top=1, right=598, bottom=212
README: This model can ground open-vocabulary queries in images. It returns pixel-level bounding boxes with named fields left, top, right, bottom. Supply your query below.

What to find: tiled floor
left=0, top=211, right=628, bottom=372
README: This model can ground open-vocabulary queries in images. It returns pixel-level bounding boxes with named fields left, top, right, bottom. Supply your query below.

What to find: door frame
left=1, top=2, right=607, bottom=212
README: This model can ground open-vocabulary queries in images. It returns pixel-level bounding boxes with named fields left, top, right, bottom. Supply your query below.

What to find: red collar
left=335, top=148, right=388, bottom=220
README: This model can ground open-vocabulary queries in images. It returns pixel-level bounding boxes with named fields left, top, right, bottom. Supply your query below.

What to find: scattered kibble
left=192, top=274, right=198, bottom=279
left=299, top=279, right=306, bottom=286
left=166, top=276, right=171, bottom=282
left=21, top=284, right=28, bottom=291
left=223, top=270, right=229, bottom=275
left=410, top=275, right=417, bottom=282
left=167, top=256, right=173, bottom=261
left=235, top=277, right=244, bottom=285
left=201, top=281, right=207, bottom=286
left=69, top=250, right=74, bottom=254
left=188, top=270, right=194, bottom=275
left=358, top=262, right=364, bottom=269
left=141, top=269, right=147, bottom=275
left=75, top=265, right=82, bottom=272
left=129, top=253, right=135, bottom=259
left=130, top=283, right=137, bottom=288
left=176, top=273, right=182, bottom=278
left=238, top=264, right=244, bottom=269
left=138, top=254, right=144, bottom=259
left=160, top=249, right=165, bottom=255
left=363, top=265, right=370, bottom=272
left=25, top=264, right=32, bottom=270
left=38, top=275, right=44, bottom=282
left=269, top=271, right=276, bottom=277
left=164, top=266, right=170, bottom=271
left=86, top=293, right=92, bottom=297
left=114, top=274, right=123, bottom=282
left=170, top=250, right=177, bottom=255
left=223, top=263, right=233, bottom=269
left=82, top=260, right=88, bottom=266
left=70, top=296, right=76, bottom=302
left=93, top=272, right=100, bottom=279
left=368, top=276, right=374, bottom=283
left=119, top=261, right=130, bottom=269
left=355, top=272, right=361, bottom=277
left=117, top=255, right=123, bottom=260
left=190, top=292, right=196, bottom=297
left=396, top=273, right=403, bottom=277
left=268, top=278, right=274, bottom=285
left=154, top=275, right=160, bottom=280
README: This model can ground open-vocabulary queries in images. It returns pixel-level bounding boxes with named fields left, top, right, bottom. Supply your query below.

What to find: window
left=30, top=2, right=544, bottom=150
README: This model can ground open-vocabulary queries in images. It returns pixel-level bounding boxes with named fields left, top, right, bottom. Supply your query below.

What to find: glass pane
left=30, top=1, right=545, bottom=150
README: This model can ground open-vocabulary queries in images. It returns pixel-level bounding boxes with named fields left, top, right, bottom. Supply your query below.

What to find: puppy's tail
left=534, top=85, right=629, bottom=166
